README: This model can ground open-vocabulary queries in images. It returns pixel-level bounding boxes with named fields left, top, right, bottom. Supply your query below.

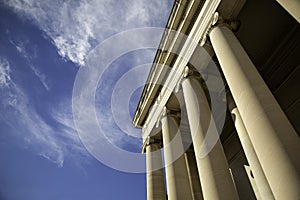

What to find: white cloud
left=4, top=0, right=171, bottom=66
left=9, top=39, right=51, bottom=91
left=29, top=64, right=50, bottom=91
left=0, top=58, right=11, bottom=88
left=1, top=0, right=173, bottom=168
left=1, top=66, right=88, bottom=167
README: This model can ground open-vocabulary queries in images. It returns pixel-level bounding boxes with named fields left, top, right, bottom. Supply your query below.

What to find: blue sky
left=0, top=0, right=172, bottom=199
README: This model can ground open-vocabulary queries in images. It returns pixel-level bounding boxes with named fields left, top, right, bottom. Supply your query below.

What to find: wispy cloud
left=9, top=39, right=51, bottom=91
left=4, top=0, right=172, bottom=66
left=0, top=58, right=11, bottom=88
left=9, top=39, right=36, bottom=60
left=29, top=64, right=50, bottom=91
left=0, top=58, right=88, bottom=167
left=2, top=0, right=172, bottom=169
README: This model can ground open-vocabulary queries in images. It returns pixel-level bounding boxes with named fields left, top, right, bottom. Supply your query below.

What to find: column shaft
left=182, top=77, right=239, bottom=200
left=161, top=114, right=193, bottom=200
left=146, top=142, right=166, bottom=200
left=228, top=94, right=274, bottom=200
left=210, top=25, right=300, bottom=199
left=275, top=0, right=300, bottom=22
left=184, top=149, right=204, bottom=200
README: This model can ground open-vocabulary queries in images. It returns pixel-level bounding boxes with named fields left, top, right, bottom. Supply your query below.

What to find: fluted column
left=228, top=93, right=274, bottom=200
left=146, top=138, right=166, bottom=200
left=181, top=76, right=239, bottom=200
left=161, top=109, right=193, bottom=200
left=184, top=147, right=204, bottom=200
left=210, top=25, right=300, bottom=199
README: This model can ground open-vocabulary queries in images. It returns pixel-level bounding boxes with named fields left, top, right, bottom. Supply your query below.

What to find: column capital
left=142, top=136, right=163, bottom=153
left=175, top=66, right=203, bottom=93
left=200, top=12, right=220, bottom=46
left=146, top=136, right=163, bottom=147
left=212, top=17, right=241, bottom=32
left=162, top=106, right=181, bottom=119
left=181, top=66, right=210, bottom=99
left=183, top=66, right=206, bottom=82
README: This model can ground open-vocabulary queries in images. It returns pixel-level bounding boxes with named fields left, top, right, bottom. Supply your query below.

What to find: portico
left=134, top=0, right=300, bottom=199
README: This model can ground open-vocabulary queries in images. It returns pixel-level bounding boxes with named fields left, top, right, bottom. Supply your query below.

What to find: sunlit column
left=182, top=76, right=239, bottom=200
left=161, top=109, right=193, bottom=200
left=146, top=138, right=166, bottom=200
left=184, top=147, right=204, bottom=200
left=210, top=25, right=300, bottom=199
left=227, top=93, right=274, bottom=200
left=275, top=0, right=300, bottom=22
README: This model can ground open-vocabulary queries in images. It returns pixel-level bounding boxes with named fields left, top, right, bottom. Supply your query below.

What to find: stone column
left=161, top=109, right=193, bottom=200
left=227, top=93, right=274, bottom=200
left=184, top=147, right=204, bottom=200
left=181, top=76, right=239, bottom=200
left=146, top=138, right=166, bottom=200
left=275, top=0, right=300, bottom=22
left=210, top=25, right=300, bottom=200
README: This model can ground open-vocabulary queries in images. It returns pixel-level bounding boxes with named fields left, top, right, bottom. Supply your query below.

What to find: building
left=133, top=0, right=300, bottom=199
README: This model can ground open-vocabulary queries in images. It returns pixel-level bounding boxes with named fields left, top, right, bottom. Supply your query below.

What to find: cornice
left=133, top=0, right=188, bottom=127
left=133, top=0, right=219, bottom=128
left=141, top=0, right=221, bottom=140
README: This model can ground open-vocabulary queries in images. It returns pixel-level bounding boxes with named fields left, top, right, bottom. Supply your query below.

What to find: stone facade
left=133, top=0, right=300, bottom=199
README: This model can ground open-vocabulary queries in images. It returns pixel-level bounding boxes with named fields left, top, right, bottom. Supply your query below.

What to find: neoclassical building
left=133, top=0, right=300, bottom=199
